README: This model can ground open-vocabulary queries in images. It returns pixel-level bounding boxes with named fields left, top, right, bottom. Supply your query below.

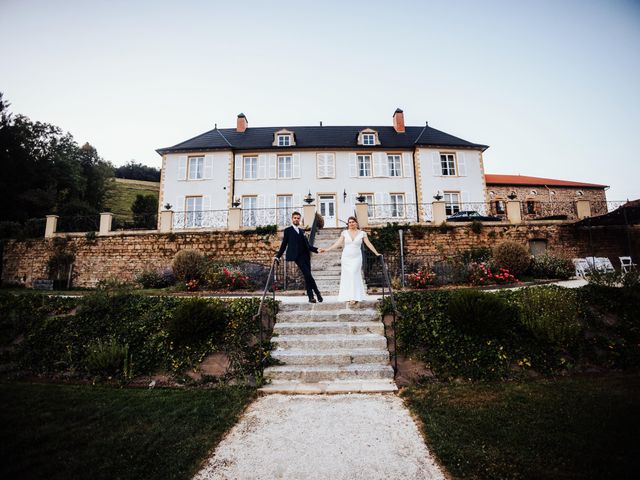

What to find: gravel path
left=194, top=393, right=445, bottom=480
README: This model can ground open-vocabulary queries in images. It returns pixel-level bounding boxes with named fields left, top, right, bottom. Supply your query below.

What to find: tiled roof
left=485, top=174, right=608, bottom=189
left=156, top=125, right=488, bottom=154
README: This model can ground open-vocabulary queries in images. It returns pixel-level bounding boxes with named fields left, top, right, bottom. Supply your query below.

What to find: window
left=317, top=153, right=335, bottom=178
left=242, top=196, right=257, bottom=227
left=440, top=154, right=456, bottom=176
left=185, top=196, right=203, bottom=227
left=243, top=156, right=257, bottom=179
left=188, top=156, right=204, bottom=180
left=530, top=189, right=538, bottom=195
left=390, top=194, right=405, bottom=218
left=526, top=201, right=537, bottom=214
left=278, top=155, right=292, bottom=179
left=388, top=154, right=401, bottom=177
left=277, top=195, right=293, bottom=227
left=444, top=192, right=460, bottom=216
left=357, top=154, right=372, bottom=177
left=360, top=193, right=374, bottom=217
left=529, top=239, right=548, bottom=256
left=362, top=133, right=375, bottom=145
left=277, top=134, right=291, bottom=146
left=494, top=200, right=506, bottom=214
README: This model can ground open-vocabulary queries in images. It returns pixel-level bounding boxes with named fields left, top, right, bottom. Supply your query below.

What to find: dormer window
left=358, top=129, right=380, bottom=146
left=273, top=129, right=296, bottom=147
left=277, top=134, right=291, bottom=146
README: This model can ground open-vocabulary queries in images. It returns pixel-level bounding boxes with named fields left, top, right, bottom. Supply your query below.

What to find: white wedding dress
left=337, top=230, right=366, bottom=301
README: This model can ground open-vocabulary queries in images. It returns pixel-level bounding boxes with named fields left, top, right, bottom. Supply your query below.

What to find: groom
left=274, top=211, right=323, bottom=303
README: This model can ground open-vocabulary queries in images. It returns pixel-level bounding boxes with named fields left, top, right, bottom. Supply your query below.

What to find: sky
left=1, top=0, right=639, bottom=201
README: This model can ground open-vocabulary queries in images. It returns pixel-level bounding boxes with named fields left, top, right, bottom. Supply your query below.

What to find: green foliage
left=493, top=240, right=531, bottom=276
left=114, top=160, right=161, bottom=182
left=166, top=299, right=227, bottom=347
left=448, top=289, right=518, bottom=338
left=102, top=178, right=160, bottom=217
left=135, top=268, right=174, bottom=289
left=85, top=339, right=132, bottom=379
left=255, top=224, right=277, bottom=236
left=459, top=246, right=492, bottom=264
left=6, top=292, right=276, bottom=380
left=130, top=193, right=158, bottom=228
left=172, top=249, right=207, bottom=282
left=368, top=222, right=410, bottom=254
left=528, top=254, right=574, bottom=279
left=470, top=220, right=483, bottom=233
left=0, top=93, right=114, bottom=223
left=518, top=286, right=581, bottom=346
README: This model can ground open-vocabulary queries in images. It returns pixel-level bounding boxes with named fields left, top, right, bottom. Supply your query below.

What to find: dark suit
left=276, top=226, right=320, bottom=300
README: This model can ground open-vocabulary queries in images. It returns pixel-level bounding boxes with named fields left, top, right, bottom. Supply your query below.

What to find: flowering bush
left=407, top=269, right=436, bottom=288
left=468, top=262, right=518, bottom=286
left=186, top=279, right=199, bottom=291
left=222, top=267, right=250, bottom=290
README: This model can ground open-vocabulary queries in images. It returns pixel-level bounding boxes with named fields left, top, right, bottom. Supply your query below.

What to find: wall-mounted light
left=164, top=203, right=172, bottom=210
left=343, top=189, right=347, bottom=202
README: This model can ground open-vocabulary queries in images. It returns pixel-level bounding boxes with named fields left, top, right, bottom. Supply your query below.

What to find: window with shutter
left=444, top=192, right=461, bottom=215
left=357, top=154, right=372, bottom=177
left=317, top=153, right=335, bottom=178
left=243, top=156, right=257, bottom=179
left=178, top=156, right=187, bottom=180
left=188, top=157, right=204, bottom=180
left=388, top=154, right=401, bottom=177
left=278, top=156, right=292, bottom=179
left=440, top=153, right=456, bottom=176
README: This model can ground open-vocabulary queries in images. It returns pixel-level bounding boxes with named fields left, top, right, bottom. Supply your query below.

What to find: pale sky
left=1, top=0, right=639, bottom=201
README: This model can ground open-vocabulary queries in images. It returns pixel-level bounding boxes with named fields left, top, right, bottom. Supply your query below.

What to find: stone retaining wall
left=2, top=223, right=638, bottom=287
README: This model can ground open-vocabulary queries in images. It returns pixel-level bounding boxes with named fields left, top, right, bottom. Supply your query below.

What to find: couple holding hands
left=274, top=211, right=381, bottom=304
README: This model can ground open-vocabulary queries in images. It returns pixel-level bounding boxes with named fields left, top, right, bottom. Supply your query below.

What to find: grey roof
left=156, top=125, right=488, bottom=154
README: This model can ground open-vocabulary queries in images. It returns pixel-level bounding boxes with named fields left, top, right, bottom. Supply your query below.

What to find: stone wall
left=2, top=223, right=638, bottom=288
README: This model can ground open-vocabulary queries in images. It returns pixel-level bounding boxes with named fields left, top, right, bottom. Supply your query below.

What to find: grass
left=0, top=382, right=255, bottom=480
left=402, top=374, right=640, bottom=479
left=103, top=178, right=159, bottom=217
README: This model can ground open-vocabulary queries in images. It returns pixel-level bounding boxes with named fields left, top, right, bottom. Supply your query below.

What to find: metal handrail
left=378, top=254, right=399, bottom=376
left=252, top=257, right=279, bottom=369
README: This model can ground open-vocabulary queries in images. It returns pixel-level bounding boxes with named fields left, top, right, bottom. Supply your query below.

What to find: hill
left=103, top=178, right=160, bottom=217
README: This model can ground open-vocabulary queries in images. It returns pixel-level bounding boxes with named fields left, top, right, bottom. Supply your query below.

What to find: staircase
left=260, top=300, right=397, bottom=394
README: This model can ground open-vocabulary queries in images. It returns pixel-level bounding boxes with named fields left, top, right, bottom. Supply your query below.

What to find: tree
left=131, top=194, right=158, bottom=229
left=115, top=160, right=160, bottom=182
left=0, top=92, right=114, bottom=224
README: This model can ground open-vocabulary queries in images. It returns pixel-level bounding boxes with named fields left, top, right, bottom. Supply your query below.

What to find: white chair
left=620, top=256, right=637, bottom=273
left=584, top=257, right=598, bottom=271
left=595, top=257, right=615, bottom=273
left=572, top=258, right=590, bottom=278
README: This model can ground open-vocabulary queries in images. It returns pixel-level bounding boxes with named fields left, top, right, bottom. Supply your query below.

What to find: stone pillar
left=355, top=202, right=369, bottom=228
left=99, top=212, right=113, bottom=236
left=507, top=201, right=522, bottom=224
left=228, top=208, right=241, bottom=231
left=159, top=210, right=174, bottom=233
left=576, top=200, right=591, bottom=219
left=303, top=203, right=315, bottom=227
left=45, top=215, right=58, bottom=238
left=432, top=201, right=446, bottom=224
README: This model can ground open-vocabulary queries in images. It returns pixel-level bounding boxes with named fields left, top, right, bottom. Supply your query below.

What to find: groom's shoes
left=316, top=293, right=323, bottom=303
left=308, top=297, right=317, bottom=303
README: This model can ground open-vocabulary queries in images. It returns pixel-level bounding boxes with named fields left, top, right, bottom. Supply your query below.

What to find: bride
left=319, top=216, right=381, bottom=305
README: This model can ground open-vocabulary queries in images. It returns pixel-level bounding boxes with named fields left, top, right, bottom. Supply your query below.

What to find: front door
left=319, top=194, right=337, bottom=227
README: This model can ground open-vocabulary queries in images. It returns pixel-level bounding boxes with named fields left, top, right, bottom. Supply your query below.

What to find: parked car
left=446, top=210, right=502, bottom=222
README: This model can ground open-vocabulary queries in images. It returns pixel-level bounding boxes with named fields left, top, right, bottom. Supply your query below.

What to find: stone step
left=258, top=379, right=398, bottom=394
left=272, top=333, right=387, bottom=350
left=264, top=363, right=395, bottom=382
left=271, top=348, right=389, bottom=365
left=276, top=309, right=380, bottom=323
left=278, top=300, right=378, bottom=312
left=273, top=321, right=384, bottom=336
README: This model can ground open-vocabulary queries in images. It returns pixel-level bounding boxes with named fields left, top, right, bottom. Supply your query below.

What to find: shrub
left=166, top=298, right=227, bottom=347
left=528, top=254, right=574, bottom=280
left=448, top=289, right=518, bottom=338
left=516, top=286, right=581, bottom=346
left=407, top=269, right=436, bottom=288
left=467, top=262, right=518, bottom=286
left=493, top=241, right=531, bottom=277
left=135, top=268, right=175, bottom=289
left=172, top=249, right=206, bottom=281
left=460, top=247, right=492, bottom=265
left=86, top=339, right=132, bottom=378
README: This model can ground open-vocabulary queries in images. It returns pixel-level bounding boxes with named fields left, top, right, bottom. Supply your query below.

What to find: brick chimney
left=392, top=108, right=405, bottom=133
left=236, top=113, right=248, bottom=133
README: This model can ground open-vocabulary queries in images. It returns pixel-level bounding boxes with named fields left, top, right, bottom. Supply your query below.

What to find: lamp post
left=304, top=191, right=315, bottom=204
left=433, top=191, right=443, bottom=201
left=356, top=194, right=366, bottom=203
left=507, top=192, right=517, bottom=200
left=232, top=198, right=241, bottom=208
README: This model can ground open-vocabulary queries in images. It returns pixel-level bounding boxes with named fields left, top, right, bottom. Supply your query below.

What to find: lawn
left=103, top=177, right=159, bottom=217
left=0, top=383, right=255, bottom=480
left=402, top=374, right=640, bottom=479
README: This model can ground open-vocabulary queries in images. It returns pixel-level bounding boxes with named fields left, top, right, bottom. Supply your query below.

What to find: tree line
left=0, top=93, right=160, bottom=236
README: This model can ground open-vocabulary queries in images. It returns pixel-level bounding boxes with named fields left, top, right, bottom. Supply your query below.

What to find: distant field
left=103, top=178, right=160, bottom=217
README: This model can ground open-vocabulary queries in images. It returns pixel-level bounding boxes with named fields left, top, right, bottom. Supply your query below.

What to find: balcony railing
left=368, top=203, right=419, bottom=225
left=242, top=206, right=303, bottom=227
left=173, top=210, right=229, bottom=229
